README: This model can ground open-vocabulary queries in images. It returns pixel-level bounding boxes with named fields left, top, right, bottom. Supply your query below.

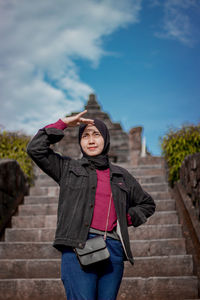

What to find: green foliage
left=0, top=130, right=34, bottom=185
left=161, top=124, right=200, bottom=186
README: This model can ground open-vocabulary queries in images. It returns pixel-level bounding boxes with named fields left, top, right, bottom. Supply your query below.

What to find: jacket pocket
left=113, top=180, right=129, bottom=206
left=68, top=166, right=88, bottom=189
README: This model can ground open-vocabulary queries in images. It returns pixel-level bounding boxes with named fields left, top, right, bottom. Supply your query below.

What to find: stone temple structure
left=53, top=94, right=147, bottom=165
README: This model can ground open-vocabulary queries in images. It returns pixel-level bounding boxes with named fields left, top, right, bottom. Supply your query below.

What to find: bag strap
left=103, top=192, right=113, bottom=241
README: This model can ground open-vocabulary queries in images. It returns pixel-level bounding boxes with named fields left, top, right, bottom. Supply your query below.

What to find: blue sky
left=0, top=0, right=200, bottom=155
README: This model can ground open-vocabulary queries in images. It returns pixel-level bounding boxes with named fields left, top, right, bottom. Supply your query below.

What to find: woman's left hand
left=61, top=110, right=94, bottom=127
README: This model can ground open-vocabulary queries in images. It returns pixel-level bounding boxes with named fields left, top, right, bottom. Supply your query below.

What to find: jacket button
left=90, top=204, right=94, bottom=208
left=92, top=186, right=95, bottom=190
left=85, top=223, right=89, bottom=227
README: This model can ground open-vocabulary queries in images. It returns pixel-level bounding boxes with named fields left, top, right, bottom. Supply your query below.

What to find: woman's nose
left=88, top=136, right=95, bottom=143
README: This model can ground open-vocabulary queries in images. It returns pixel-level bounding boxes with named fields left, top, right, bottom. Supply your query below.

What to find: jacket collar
left=79, top=157, right=90, bottom=166
left=109, top=163, right=124, bottom=177
left=78, top=158, right=124, bottom=177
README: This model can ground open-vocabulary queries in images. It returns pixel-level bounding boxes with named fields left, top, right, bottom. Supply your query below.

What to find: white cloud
left=148, top=0, right=162, bottom=7
left=154, top=0, right=199, bottom=46
left=0, top=0, right=142, bottom=134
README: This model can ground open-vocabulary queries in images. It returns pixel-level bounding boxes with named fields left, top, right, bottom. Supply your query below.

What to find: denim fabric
left=61, top=234, right=124, bottom=300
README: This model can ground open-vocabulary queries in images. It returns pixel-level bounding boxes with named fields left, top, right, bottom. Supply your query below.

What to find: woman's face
left=80, top=125, right=104, bottom=156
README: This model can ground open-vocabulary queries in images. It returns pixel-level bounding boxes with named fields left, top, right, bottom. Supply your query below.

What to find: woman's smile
left=80, top=125, right=104, bottom=156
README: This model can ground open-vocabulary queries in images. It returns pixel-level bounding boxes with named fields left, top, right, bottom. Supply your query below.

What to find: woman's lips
left=88, top=147, right=97, bottom=150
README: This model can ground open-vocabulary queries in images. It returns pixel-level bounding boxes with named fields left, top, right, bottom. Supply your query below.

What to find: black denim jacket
left=27, top=127, right=156, bottom=265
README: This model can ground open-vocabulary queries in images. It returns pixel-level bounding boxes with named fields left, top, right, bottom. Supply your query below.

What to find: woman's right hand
left=61, top=110, right=94, bottom=127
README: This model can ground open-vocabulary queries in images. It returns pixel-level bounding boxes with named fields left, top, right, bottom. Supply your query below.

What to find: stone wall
left=180, top=153, right=200, bottom=220
left=0, top=159, right=28, bottom=235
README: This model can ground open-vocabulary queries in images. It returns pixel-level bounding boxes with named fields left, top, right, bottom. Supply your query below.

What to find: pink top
left=91, top=169, right=117, bottom=231
left=44, top=119, right=132, bottom=228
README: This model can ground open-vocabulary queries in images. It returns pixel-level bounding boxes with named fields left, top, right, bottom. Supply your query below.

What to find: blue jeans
left=61, top=234, right=124, bottom=300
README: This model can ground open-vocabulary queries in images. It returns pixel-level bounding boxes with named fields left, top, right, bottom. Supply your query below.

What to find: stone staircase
left=0, top=158, right=199, bottom=300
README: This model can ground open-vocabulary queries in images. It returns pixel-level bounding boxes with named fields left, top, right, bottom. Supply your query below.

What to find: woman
left=27, top=110, right=156, bottom=300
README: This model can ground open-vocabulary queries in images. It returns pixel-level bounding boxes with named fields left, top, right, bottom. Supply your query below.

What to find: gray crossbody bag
left=74, top=193, right=112, bottom=267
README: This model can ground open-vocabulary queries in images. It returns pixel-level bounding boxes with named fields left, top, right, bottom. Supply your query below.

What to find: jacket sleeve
left=27, top=127, right=70, bottom=184
left=128, top=176, right=156, bottom=227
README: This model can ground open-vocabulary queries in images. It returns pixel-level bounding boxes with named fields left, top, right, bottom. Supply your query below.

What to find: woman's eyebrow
left=83, top=129, right=100, bottom=134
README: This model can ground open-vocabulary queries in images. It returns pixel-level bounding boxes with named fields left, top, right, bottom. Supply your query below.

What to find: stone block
left=130, top=238, right=186, bottom=256
left=129, top=224, right=183, bottom=240
left=0, top=159, right=28, bottom=233
left=0, top=242, right=60, bottom=259
left=24, top=196, right=57, bottom=205
left=124, top=255, right=193, bottom=277
left=118, top=276, right=198, bottom=300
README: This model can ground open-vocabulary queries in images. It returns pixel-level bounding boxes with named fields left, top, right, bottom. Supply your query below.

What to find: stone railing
left=0, top=159, right=28, bottom=235
left=172, top=153, right=200, bottom=295
left=180, top=153, right=200, bottom=221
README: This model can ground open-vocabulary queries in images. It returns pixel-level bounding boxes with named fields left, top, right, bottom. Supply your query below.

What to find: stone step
left=155, top=199, right=175, bottom=211
left=11, top=215, right=57, bottom=228
left=138, top=156, right=165, bottom=165
left=18, top=204, right=58, bottom=215
left=5, top=228, right=57, bottom=242
left=24, top=189, right=171, bottom=204
left=24, top=193, right=172, bottom=206
left=146, top=211, right=178, bottom=225
left=125, top=255, right=193, bottom=277
left=35, top=163, right=166, bottom=176
left=131, top=168, right=166, bottom=177
left=35, top=175, right=167, bottom=186
left=35, top=171, right=165, bottom=180
left=126, top=164, right=166, bottom=175
left=120, top=163, right=164, bottom=170
left=17, top=199, right=175, bottom=216
left=129, top=224, right=183, bottom=240
left=24, top=196, right=57, bottom=205
left=0, top=255, right=193, bottom=279
left=142, top=183, right=169, bottom=193
left=0, top=238, right=186, bottom=259
left=29, top=185, right=171, bottom=198
left=137, top=175, right=166, bottom=184
left=11, top=211, right=178, bottom=228
left=34, top=178, right=58, bottom=187
left=0, top=242, right=60, bottom=259
left=149, top=191, right=171, bottom=200
left=5, top=224, right=183, bottom=242
left=118, top=276, right=198, bottom=300
left=0, top=276, right=198, bottom=300
left=131, top=238, right=186, bottom=257
left=29, top=186, right=59, bottom=197
left=0, top=259, right=60, bottom=279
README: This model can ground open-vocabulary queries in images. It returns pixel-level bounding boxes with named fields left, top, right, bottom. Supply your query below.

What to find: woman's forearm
left=44, top=119, right=68, bottom=130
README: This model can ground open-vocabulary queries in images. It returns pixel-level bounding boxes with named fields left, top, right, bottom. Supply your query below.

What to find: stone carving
left=180, top=153, right=200, bottom=220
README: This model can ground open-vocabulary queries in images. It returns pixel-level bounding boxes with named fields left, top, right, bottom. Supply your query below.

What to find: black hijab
left=78, top=119, right=110, bottom=170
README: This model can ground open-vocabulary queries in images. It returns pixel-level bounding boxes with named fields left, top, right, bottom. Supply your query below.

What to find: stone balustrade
left=0, top=159, right=28, bottom=235
left=180, top=153, right=200, bottom=221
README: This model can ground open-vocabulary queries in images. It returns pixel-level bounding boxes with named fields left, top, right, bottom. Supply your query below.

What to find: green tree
left=161, top=124, right=200, bottom=186
left=0, top=131, right=34, bottom=185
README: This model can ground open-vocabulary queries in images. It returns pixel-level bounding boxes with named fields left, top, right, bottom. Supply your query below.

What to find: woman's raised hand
left=61, top=110, right=94, bottom=127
